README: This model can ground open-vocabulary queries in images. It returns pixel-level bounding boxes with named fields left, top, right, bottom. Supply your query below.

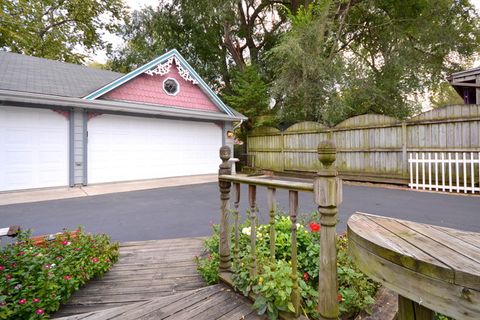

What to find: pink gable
left=99, top=64, right=221, bottom=113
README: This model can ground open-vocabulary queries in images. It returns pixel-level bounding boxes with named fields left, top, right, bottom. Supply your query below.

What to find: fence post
left=218, top=146, right=232, bottom=273
left=314, top=140, right=342, bottom=320
left=402, top=122, right=408, bottom=178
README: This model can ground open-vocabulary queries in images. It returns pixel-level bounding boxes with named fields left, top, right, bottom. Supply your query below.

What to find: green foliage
left=429, top=82, right=464, bottom=108
left=222, top=65, right=272, bottom=142
left=0, top=0, right=127, bottom=64
left=196, top=214, right=378, bottom=319
left=107, top=1, right=229, bottom=88
left=0, top=228, right=119, bottom=319
left=270, top=0, right=480, bottom=126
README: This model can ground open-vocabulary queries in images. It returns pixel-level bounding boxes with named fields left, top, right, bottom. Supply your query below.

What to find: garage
left=0, top=49, right=245, bottom=191
left=87, top=114, right=222, bottom=184
left=0, top=106, right=69, bottom=191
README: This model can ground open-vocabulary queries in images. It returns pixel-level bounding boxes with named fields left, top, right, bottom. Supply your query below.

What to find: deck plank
left=53, top=238, right=263, bottom=320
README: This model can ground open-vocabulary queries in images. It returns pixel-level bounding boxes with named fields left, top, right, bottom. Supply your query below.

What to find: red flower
left=309, top=222, right=320, bottom=232
left=35, top=309, right=45, bottom=315
left=18, top=299, right=26, bottom=305
left=32, top=298, right=40, bottom=303
left=104, top=258, right=110, bottom=263
left=303, top=272, right=309, bottom=281
left=6, top=274, right=12, bottom=280
left=63, top=275, right=72, bottom=280
left=337, top=293, right=343, bottom=302
left=18, top=252, right=25, bottom=256
left=62, top=241, right=71, bottom=246
left=0, top=265, right=4, bottom=271
left=11, top=263, right=16, bottom=268
left=91, top=258, right=99, bottom=263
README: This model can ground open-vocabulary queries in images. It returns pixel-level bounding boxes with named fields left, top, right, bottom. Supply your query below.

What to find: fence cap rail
left=219, top=174, right=314, bottom=192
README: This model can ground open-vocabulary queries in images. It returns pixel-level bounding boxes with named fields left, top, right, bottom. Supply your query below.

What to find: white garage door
left=0, top=106, right=69, bottom=191
left=87, top=114, right=222, bottom=184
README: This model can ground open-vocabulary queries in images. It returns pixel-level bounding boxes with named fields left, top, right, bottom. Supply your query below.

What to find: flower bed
left=0, top=228, right=119, bottom=319
left=196, top=215, right=378, bottom=320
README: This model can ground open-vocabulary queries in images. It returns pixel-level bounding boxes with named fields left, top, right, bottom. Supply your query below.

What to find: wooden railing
left=218, top=141, right=342, bottom=320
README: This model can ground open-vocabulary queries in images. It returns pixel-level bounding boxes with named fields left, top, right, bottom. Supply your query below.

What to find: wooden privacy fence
left=247, top=105, right=480, bottom=185
left=409, top=152, right=480, bottom=193
left=218, top=141, right=342, bottom=320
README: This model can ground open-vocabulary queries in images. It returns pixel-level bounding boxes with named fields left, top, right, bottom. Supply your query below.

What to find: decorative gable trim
left=83, top=49, right=234, bottom=117
left=145, top=57, right=198, bottom=85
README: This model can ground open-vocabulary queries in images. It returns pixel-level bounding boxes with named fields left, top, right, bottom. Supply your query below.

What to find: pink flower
left=0, top=302, right=6, bottom=307
left=62, top=241, right=71, bottom=246
left=35, top=309, right=45, bottom=315
left=18, top=299, right=26, bottom=305
left=18, top=251, right=25, bottom=256
left=309, top=222, right=320, bottom=232
left=91, top=257, right=99, bottom=263
left=0, top=265, right=4, bottom=271
left=6, top=274, right=12, bottom=280
left=63, top=275, right=72, bottom=280
left=104, top=258, right=110, bottom=263
left=11, top=263, right=16, bottom=268
left=32, top=298, right=40, bottom=303
left=43, top=264, right=51, bottom=269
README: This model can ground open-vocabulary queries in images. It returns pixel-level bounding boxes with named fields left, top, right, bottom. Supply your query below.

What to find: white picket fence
left=409, top=152, right=480, bottom=193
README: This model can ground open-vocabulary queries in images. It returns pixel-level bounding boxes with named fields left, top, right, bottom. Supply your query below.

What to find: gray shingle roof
left=0, top=52, right=123, bottom=98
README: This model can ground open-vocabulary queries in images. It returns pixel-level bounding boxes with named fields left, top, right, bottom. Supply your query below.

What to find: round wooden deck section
left=347, top=212, right=480, bottom=320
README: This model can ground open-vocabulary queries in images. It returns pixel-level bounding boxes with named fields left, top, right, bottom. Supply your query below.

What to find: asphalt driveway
left=0, top=183, right=479, bottom=242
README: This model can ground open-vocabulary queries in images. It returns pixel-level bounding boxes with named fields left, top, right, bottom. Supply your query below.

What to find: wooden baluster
left=267, top=187, right=276, bottom=263
left=218, top=146, right=232, bottom=273
left=233, top=183, right=241, bottom=268
left=248, top=184, right=257, bottom=277
left=314, top=141, right=342, bottom=320
left=289, top=190, right=300, bottom=317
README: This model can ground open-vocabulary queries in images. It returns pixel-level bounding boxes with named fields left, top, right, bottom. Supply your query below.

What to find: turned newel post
left=218, top=146, right=232, bottom=273
left=314, top=140, right=342, bottom=320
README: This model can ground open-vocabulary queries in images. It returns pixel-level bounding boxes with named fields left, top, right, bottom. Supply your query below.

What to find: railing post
left=248, top=185, right=257, bottom=277
left=289, top=190, right=300, bottom=317
left=233, top=183, right=241, bottom=267
left=218, top=146, right=232, bottom=273
left=267, top=188, right=276, bottom=264
left=314, top=140, right=342, bottom=320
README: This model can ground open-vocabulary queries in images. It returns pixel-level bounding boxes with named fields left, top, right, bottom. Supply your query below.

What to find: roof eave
left=0, top=90, right=247, bottom=122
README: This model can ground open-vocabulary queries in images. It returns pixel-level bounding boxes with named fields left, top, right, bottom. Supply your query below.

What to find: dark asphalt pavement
left=0, top=183, right=479, bottom=242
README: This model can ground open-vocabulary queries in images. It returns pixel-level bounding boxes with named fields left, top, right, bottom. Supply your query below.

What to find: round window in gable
left=163, top=78, right=180, bottom=96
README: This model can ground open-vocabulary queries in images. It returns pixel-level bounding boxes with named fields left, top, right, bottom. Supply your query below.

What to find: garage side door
left=87, top=114, right=222, bottom=184
left=0, top=106, right=69, bottom=191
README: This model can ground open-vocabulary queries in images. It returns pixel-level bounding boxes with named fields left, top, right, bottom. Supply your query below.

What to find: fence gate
left=409, top=152, right=480, bottom=193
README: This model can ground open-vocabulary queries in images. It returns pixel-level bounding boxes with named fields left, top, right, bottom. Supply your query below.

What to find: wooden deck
left=348, top=212, right=480, bottom=320
left=53, top=238, right=264, bottom=320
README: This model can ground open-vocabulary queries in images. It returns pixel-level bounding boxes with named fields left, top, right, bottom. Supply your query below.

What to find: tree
left=0, top=0, right=127, bottom=64
left=429, top=82, right=464, bottom=108
left=222, top=65, right=271, bottom=144
left=108, top=0, right=312, bottom=88
left=270, top=0, right=480, bottom=126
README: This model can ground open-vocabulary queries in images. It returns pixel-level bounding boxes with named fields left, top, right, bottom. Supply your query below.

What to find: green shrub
left=196, top=214, right=378, bottom=319
left=0, top=228, right=119, bottom=319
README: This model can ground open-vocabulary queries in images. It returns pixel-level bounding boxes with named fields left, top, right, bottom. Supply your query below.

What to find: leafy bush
left=0, top=228, right=119, bottom=319
left=196, top=214, right=378, bottom=319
